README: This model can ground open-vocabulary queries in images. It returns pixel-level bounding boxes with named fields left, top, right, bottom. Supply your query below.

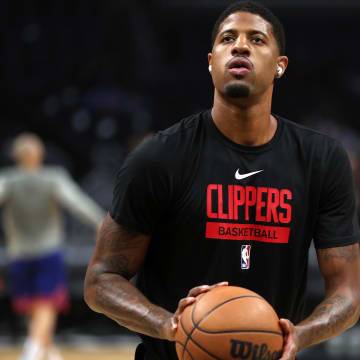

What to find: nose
left=231, top=36, right=250, bottom=57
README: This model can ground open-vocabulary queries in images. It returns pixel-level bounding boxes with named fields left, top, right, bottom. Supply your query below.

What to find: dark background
left=1, top=1, right=360, bottom=358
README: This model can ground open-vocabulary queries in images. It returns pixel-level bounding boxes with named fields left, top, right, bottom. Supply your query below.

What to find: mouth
left=227, top=57, right=252, bottom=77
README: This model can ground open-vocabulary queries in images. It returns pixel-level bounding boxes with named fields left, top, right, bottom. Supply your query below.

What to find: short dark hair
left=211, top=1, right=286, bottom=55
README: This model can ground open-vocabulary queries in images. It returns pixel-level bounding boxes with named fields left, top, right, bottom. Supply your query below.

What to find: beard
left=224, top=82, right=250, bottom=98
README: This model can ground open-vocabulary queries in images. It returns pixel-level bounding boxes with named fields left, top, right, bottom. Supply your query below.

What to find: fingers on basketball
left=175, top=286, right=283, bottom=360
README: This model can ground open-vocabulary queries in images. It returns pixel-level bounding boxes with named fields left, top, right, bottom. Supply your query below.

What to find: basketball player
left=84, top=2, right=360, bottom=359
left=0, top=133, right=106, bottom=360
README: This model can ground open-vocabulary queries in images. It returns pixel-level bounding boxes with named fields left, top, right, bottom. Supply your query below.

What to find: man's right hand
left=162, top=281, right=229, bottom=341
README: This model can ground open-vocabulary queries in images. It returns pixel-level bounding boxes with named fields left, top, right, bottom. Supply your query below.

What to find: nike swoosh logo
left=235, top=169, right=263, bottom=180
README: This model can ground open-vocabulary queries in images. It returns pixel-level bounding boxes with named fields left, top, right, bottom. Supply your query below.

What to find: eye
left=252, top=37, right=264, bottom=44
left=222, top=35, right=234, bottom=43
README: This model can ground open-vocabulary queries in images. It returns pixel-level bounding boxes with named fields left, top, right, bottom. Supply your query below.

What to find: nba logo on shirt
left=241, top=245, right=251, bottom=270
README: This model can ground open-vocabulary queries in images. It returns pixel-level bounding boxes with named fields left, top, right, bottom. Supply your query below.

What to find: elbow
left=83, top=285, right=94, bottom=311
left=346, top=287, right=360, bottom=328
left=352, top=281, right=360, bottom=316
left=348, top=307, right=360, bottom=330
left=353, top=293, right=360, bottom=325
left=349, top=304, right=360, bottom=328
left=83, top=270, right=102, bottom=313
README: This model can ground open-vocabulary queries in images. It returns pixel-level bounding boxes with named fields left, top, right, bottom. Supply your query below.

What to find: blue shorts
left=9, top=251, right=69, bottom=314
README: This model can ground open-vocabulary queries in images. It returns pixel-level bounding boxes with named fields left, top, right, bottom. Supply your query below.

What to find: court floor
left=0, top=345, right=136, bottom=360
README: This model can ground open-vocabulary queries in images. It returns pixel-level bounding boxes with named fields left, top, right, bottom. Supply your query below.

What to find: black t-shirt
left=110, top=109, right=359, bottom=360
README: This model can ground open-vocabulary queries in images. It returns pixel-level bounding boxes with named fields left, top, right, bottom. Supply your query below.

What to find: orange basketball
left=175, top=286, right=283, bottom=360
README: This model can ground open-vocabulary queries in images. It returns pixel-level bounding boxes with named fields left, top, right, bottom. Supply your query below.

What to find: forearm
left=84, top=270, right=173, bottom=339
left=84, top=271, right=173, bottom=339
left=296, top=289, right=360, bottom=351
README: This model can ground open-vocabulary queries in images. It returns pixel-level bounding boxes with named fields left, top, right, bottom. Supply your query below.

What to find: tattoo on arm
left=99, top=253, right=131, bottom=280
left=297, top=244, right=360, bottom=350
left=299, top=294, right=356, bottom=348
left=85, top=214, right=172, bottom=339
left=98, top=217, right=144, bottom=252
left=319, top=246, right=358, bottom=263
left=94, top=216, right=147, bottom=278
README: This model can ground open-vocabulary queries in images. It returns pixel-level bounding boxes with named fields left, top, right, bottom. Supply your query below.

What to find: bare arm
left=296, top=243, right=360, bottom=348
left=84, top=213, right=175, bottom=339
left=280, top=243, right=360, bottom=359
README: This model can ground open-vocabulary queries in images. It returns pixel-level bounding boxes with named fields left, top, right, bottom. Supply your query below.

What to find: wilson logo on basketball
left=205, top=184, right=292, bottom=243
left=230, top=340, right=282, bottom=359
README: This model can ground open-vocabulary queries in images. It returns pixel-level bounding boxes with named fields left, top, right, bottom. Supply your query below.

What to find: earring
left=277, top=66, right=282, bottom=75
left=208, top=65, right=212, bottom=72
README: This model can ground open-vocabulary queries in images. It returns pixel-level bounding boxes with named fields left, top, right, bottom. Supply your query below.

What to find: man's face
left=208, top=11, right=287, bottom=99
left=15, top=141, right=44, bottom=167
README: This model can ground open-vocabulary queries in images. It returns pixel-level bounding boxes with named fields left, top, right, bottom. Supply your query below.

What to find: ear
left=275, top=56, right=289, bottom=78
left=208, top=52, right=212, bottom=69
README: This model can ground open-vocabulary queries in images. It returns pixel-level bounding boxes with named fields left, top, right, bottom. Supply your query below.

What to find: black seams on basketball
left=174, top=286, right=283, bottom=360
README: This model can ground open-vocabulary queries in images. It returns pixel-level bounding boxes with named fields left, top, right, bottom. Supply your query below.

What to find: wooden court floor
left=0, top=345, right=136, bottom=360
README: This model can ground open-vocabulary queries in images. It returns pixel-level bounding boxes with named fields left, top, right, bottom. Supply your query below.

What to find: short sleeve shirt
left=110, top=110, right=359, bottom=360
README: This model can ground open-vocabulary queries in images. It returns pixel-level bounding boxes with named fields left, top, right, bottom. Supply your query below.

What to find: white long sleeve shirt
left=0, top=166, right=106, bottom=259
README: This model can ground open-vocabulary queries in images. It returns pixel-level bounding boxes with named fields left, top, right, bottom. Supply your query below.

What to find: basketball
left=175, top=286, right=283, bottom=360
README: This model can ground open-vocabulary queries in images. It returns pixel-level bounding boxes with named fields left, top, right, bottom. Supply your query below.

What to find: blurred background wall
left=1, top=1, right=360, bottom=359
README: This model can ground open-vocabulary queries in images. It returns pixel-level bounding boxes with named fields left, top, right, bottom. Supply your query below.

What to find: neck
left=211, top=86, right=276, bottom=146
left=18, top=162, right=42, bottom=172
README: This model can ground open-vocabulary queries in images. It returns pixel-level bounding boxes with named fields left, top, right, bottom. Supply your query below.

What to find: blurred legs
left=20, top=301, right=60, bottom=360
left=29, top=301, right=57, bottom=347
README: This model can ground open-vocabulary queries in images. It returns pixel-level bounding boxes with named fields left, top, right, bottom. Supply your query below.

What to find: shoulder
left=0, top=168, right=18, bottom=187
left=42, top=166, right=70, bottom=176
left=0, top=167, right=18, bottom=178
left=150, top=110, right=205, bottom=152
left=157, top=110, right=204, bottom=137
left=0, top=167, right=30, bottom=183
left=278, top=115, right=343, bottom=158
left=124, top=110, right=207, bottom=171
left=41, top=166, right=73, bottom=184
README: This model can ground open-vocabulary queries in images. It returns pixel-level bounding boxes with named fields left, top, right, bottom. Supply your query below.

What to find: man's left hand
left=279, top=318, right=299, bottom=360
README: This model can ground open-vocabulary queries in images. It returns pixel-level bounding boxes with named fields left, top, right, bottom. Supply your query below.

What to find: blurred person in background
left=0, top=133, right=105, bottom=360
